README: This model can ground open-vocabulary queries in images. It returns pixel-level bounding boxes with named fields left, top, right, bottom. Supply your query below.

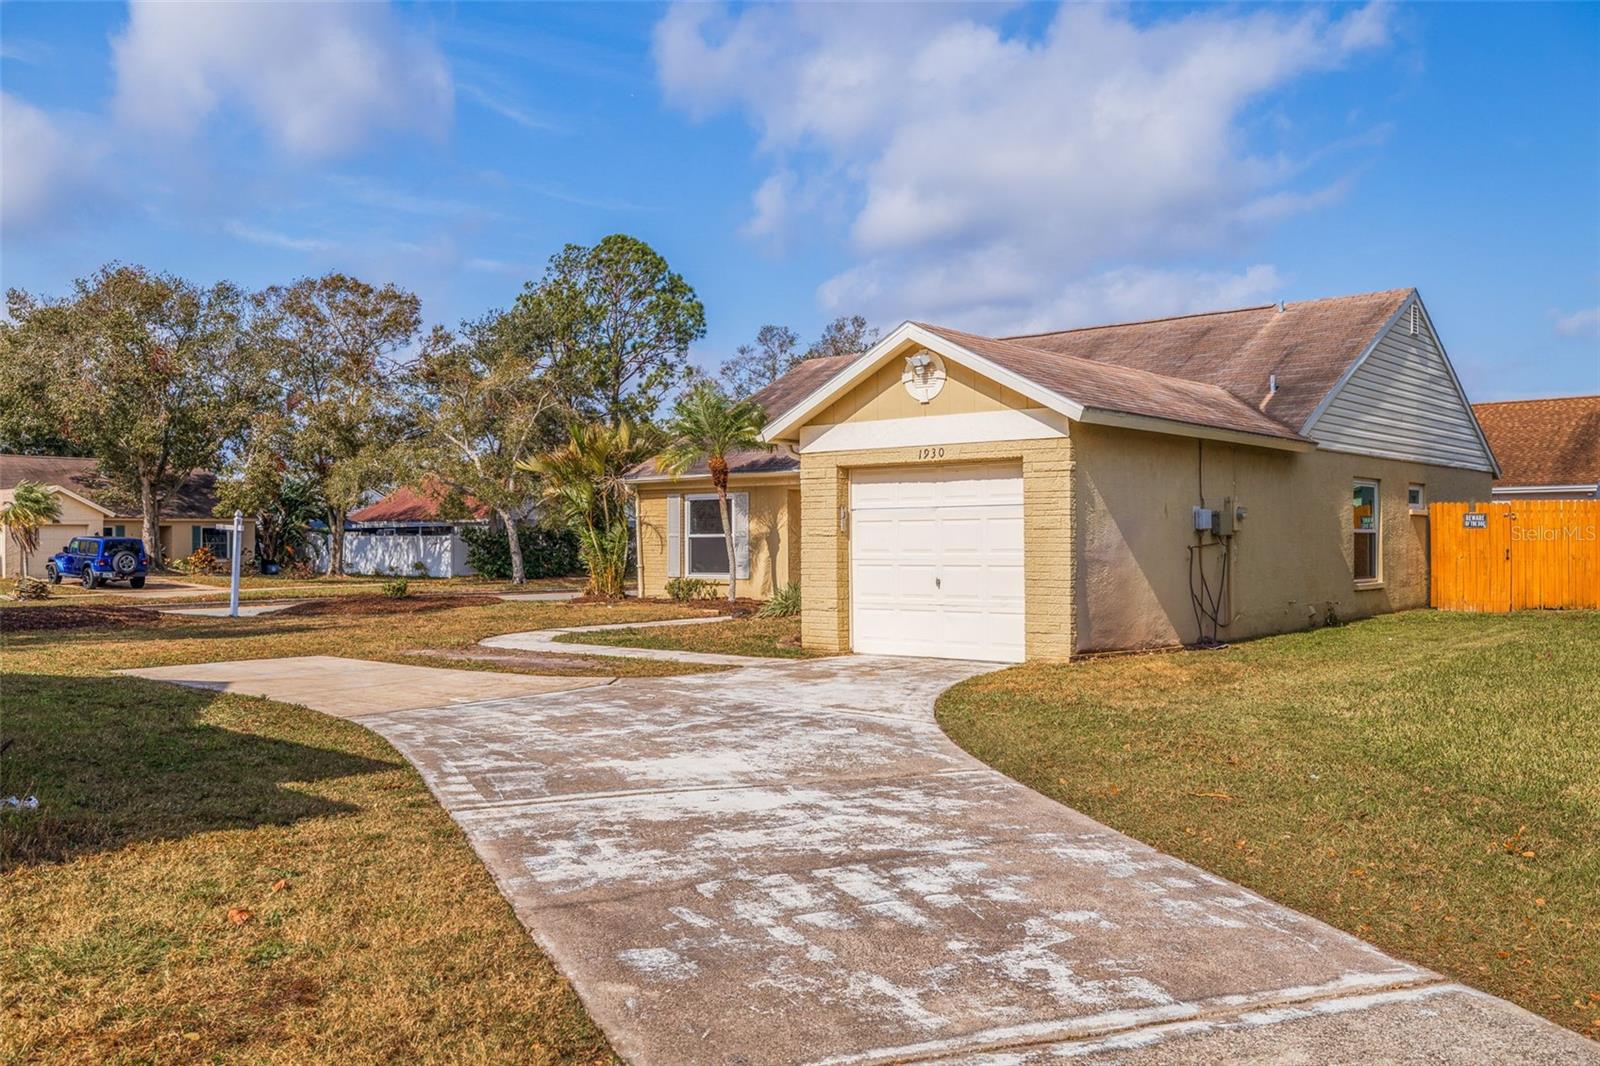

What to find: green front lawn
left=1, top=596, right=715, bottom=1063
left=936, top=610, right=1600, bottom=1038
left=554, top=614, right=823, bottom=659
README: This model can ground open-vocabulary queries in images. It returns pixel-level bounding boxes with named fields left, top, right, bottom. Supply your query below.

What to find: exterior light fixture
left=901, top=348, right=947, bottom=404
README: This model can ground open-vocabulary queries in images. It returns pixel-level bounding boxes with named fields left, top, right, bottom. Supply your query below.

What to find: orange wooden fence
left=1430, top=500, right=1600, bottom=611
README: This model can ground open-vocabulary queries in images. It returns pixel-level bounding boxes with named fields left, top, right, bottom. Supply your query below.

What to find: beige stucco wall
left=633, top=479, right=797, bottom=599
left=163, top=519, right=258, bottom=565
left=1071, top=422, right=1494, bottom=652
left=0, top=489, right=100, bottom=577
left=813, top=358, right=1035, bottom=425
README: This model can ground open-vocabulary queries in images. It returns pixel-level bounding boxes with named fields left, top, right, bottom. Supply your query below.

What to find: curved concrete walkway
left=342, top=649, right=1595, bottom=1064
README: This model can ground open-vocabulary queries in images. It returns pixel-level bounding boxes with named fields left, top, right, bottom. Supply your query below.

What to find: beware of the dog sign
left=1463, top=511, right=1487, bottom=529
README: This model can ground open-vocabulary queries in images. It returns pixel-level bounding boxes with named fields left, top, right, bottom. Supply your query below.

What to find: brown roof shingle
left=748, top=353, right=857, bottom=421
left=917, top=324, right=1309, bottom=442
left=1002, top=288, right=1412, bottom=431
left=0, top=454, right=226, bottom=518
left=626, top=448, right=797, bottom=481
left=746, top=290, right=1415, bottom=443
left=1472, top=396, right=1600, bottom=489
left=350, top=476, right=492, bottom=522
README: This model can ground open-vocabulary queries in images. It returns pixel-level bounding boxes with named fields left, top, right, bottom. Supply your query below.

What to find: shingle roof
left=1472, top=396, right=1600, bottom=489
left=627, top=448, right=798, bottom=481
left=1003, top=289, right=1412, bottom=431
left=917, top=324, right=1309, bottom=442
left=350, top=476, right=492, bottom=522
left=623, top=356, right=854, bottom=482
left=0, top=454, right=225, bottom=518
left=748, top=353, right=857, bottom=421
left=639, top=288, right=1445, bottom=474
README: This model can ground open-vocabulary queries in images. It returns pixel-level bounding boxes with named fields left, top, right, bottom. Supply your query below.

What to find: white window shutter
left=665, top=495, right=681, bottom=578
left=732, top=493, right=750, bottom=580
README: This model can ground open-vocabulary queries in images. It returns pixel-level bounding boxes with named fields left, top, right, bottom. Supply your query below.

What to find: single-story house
left=0, top=454, right=256, bottom=578
left=331, top=478, right=488, bottom=577
left=1472, top=395, right=1600, bottom=500
left=627, top=288, right=1500, bottom=662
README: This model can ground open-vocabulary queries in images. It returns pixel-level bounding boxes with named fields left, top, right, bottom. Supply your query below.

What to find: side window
left=1352, top=480, right=1380, bottom=584
left=1408, top=483, right=1426, bottom=515
left=201, top=527, right=231, bottom=559
left=685, top=497, right=729, bottom=576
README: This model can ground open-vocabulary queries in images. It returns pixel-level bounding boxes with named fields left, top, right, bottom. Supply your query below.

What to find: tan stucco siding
left=633, top=479, right=796, bottom=599
left=163, top=519, right=257, bottom=564
left=1071, top=422, right=1493, bottom=652
left=813, top=358, right=1035, bottom=426
left=0, top=489, right=103, bottom=577
left=799, top=437, right=1076, bottom=660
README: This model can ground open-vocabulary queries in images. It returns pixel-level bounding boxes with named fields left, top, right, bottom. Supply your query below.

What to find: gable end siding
left=1305, top=300, right=1496, bottom=472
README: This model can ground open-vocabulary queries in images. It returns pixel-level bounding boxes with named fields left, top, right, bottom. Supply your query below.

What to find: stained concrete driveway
left=120, top=656, right=610, bottom=717
left=130, top=652, right=1597, bottom=1063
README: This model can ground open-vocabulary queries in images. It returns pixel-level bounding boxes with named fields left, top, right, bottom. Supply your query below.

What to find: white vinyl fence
left=306, top=528, right=475, bottom=578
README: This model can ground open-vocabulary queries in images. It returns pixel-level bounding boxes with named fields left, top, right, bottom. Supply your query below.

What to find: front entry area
left=849, top=462, right=1025, bottom=661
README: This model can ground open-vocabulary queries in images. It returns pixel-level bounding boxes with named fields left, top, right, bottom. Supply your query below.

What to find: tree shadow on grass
left=0, top=673, right=400, bottom=869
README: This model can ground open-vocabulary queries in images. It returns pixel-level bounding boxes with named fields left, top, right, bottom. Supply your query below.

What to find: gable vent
left=1409, top=304, right=1420, bottom=336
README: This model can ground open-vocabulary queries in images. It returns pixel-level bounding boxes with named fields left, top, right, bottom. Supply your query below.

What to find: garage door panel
left=850, top=463, right=1025, bottom=663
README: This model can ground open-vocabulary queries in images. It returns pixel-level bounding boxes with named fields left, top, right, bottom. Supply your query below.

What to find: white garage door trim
left=849, top=463, right=1025, bottom=662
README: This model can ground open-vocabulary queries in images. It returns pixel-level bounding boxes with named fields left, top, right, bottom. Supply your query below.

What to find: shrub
left=11, top=576, right=50, bottom=601
left=411, top=560, right=431, bottom=578
left=758, top=582, right=800, bottom=618
left=178, top=546, right=221, bottom=575
left=665, top=577, right=715, bottom=603
left=381, top=578, right=409, bottom=599
left=460, top=523, right=582, bottom=581
left=284, top=559, right=318, bottom=579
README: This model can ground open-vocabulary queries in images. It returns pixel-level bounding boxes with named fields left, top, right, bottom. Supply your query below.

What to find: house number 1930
left=918, top=447, right=946, bottom=460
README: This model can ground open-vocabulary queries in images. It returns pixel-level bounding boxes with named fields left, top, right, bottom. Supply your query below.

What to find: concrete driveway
left=328, top=655, right=1595, bottom=1065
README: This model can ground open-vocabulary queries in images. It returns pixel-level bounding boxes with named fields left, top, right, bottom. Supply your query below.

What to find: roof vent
left=1275, top=300, right=1285, bottom=313
left=1269, top=374, right=1278, bottom=395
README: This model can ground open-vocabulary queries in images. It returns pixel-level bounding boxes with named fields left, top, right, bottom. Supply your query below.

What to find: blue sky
left=3, top=1, right=1596, bottom=402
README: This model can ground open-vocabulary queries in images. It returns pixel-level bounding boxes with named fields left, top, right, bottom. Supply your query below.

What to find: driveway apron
left=317, top=657, right=1593, bottom=1064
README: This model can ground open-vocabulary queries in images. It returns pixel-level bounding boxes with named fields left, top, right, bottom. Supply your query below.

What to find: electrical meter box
left=1192, top=506, right=1216, bottom=532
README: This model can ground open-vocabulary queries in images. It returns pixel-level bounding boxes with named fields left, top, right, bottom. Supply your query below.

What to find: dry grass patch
left=1, top=596, right=712, bottom=1063
left=936, top=610, right=1600, bottom=1038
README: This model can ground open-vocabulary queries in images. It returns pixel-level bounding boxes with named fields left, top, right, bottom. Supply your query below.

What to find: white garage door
left=850, top=463, right=1025, bottom=662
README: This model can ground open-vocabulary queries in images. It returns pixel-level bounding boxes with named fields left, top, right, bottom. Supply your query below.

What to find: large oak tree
left=255, top=273, right=420, bottom=576
left=0, top=264, right=264, bottom=562
left=403, top=312, right=564, bottom=584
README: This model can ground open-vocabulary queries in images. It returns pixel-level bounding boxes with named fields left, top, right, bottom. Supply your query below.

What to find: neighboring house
left=1472, top=395, right=1600, bottom=500
left=627, top=288, right=1500, bottom=662
left=332, top=478, right=489, bottom=578
left=0, top=454, right=256, bottom=578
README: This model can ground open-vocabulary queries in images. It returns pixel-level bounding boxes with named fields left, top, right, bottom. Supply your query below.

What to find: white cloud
left=1552, top=306, right=1600, bottom=339
left=112, top=1, right=452, bottom=158
left=458, top=83, right=561, bottom=133
left=223, top=220, right=336, bottom=253
left=655, top=3, right=1390, bottom=329
left=0, top=93, right=106, bottom=230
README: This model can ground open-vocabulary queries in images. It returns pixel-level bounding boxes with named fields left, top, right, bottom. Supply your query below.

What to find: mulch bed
left=276, top=594, right=502, bottom=618
left=0, top=605, right=168, bottom=632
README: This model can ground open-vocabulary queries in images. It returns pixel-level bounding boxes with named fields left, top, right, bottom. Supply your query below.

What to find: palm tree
left=1, top=480, right=63, bottom=581
left=523, top=422, right=657, bottom=596
left=658, top=382, right=770, bottom=603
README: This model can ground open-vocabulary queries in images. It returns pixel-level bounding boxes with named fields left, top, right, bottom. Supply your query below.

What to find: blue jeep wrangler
left=45, top=536, right=150, bottom=589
